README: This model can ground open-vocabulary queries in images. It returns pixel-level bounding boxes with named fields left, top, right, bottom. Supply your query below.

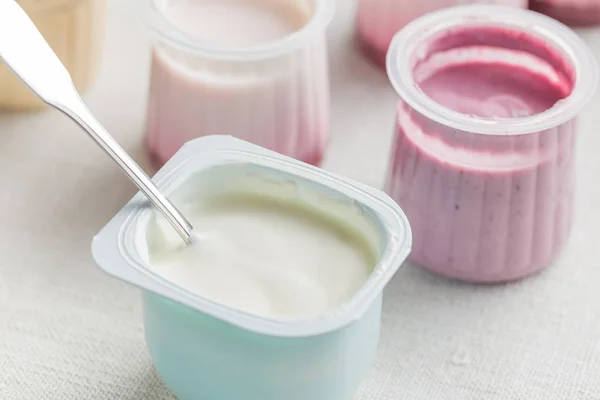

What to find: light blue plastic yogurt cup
left=92, top=136, right=412, bottom=400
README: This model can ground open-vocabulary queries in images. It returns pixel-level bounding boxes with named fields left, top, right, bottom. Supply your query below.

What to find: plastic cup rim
left=386, top=4, right=599, bottom=136
left=133, top=0, right=334, bottom=61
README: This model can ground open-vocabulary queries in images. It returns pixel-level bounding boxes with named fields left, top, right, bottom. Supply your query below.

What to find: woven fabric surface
left=1, top=1, right=600, bottom=399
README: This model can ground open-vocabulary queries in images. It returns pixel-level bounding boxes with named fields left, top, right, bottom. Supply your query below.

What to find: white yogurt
left=148, top=194, right=376, bottom=319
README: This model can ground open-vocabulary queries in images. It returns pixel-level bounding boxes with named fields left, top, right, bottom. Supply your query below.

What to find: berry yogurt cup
left=385, top=5, right=598, bottom=282
left=355, top=0, right=526, bottom=69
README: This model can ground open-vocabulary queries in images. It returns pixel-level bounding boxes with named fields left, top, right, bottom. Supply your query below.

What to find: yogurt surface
left=148, top=194, right=376, bottom=319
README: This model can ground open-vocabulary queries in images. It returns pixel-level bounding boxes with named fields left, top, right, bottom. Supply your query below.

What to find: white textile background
left=1, top=1, right=600, bottom=398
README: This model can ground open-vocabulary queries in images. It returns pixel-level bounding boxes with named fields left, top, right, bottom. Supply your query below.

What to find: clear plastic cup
left=530, top=0, right=600, bottom=27
left=92, top=136, right=412, bottom=400
left=385, top=5, right=598, bottom=282
left=355, top=0, right=527, bottom=68
left=135, top=0, right=334, bottom=168
left=0, top=0, right=106, bottom=110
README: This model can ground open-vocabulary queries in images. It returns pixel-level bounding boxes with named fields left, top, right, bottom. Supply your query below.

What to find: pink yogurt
left=385, top=5, right=598, bottom=282
left=139, top=0, right=333, bottom=168
left=355, top=0, right=527, bottom=69
left=530, top=0, right=600, bottom=27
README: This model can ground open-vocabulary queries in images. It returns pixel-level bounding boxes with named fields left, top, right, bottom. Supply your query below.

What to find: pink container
left=530, top=0, right=600, bottom=26
left=385, top=5, right=597, bottom=282
left=355, top=0, right=527, bottom=68
left=136, top=0, right=334, bottom=168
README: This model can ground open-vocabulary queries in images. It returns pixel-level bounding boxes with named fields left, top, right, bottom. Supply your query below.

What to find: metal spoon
left=0, top=0, right=194, bottom=244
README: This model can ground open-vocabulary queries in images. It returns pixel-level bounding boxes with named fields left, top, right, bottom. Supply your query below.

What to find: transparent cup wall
left=385, top=6, right=598, bottom=282
left=0, top=0, right=106, bottom=110
left=530, top=0, right=600, bottom=27
left=355, top=0, right=527, bottom=68
left=139, top=0, right=333, bottom=167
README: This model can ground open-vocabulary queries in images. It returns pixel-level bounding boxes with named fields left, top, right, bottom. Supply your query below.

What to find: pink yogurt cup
left=385, top=5, right=598, bottom=283
left=530, top=0, right=600, bottom=27
left=135, top=0, right=334, bottom=168
left=355, top=0, right=527, bottom=69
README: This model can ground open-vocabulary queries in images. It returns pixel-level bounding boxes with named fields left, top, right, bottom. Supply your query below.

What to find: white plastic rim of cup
left=386, top=4, right=599, bottom=136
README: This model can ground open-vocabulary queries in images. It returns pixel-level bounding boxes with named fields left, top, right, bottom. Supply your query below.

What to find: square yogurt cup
left=92, top=136, right=411, bottom=400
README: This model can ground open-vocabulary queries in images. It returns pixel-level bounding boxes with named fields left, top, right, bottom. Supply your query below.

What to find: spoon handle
left=0, top=0, right=193, bottom=243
